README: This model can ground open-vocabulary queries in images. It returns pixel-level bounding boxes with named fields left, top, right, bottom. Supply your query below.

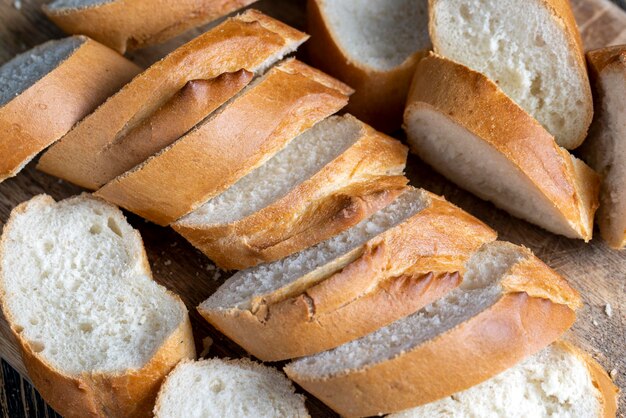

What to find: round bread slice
left=154, top=358, right=309, bottom=418
left=0, top=36, right=139, bottom=184
left=285, top=241, right=582, bottom=417
left=0, top=194, right=195, bottom=418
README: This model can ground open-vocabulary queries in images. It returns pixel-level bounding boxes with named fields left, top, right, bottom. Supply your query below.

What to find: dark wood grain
left=0, top=0, right=625, bottom=417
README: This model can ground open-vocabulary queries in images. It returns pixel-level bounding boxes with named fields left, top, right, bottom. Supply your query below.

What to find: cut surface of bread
left=0, top=194, right=195, bottom=418
left=286, top=241, right=581, bottom=416
left=0, top=36, right=139, bottom=183
left=154, top=358, right=309, bottom=418
left=173, top=114, right=408, bottom=269
left=38, top=10, right=308, bottom=190
left=404, top=54, right=599, bottom=241
left=389, top=342, right=619, bottom=418
left=429, top=0, right=592, bottom=148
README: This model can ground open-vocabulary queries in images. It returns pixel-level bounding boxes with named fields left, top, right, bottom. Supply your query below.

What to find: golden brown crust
left=306, top=0, right=428, bottom=133
left=44, top=0, right=259, bottom=54
left=95, top=59, right=352, bottom=226
left=587, top=45, right=626, bottom=78
left=0, top=37, right=139, bottom=183
left=405, top=53, right=599, bottom=240
left=37, top=10, right=309, bottom=190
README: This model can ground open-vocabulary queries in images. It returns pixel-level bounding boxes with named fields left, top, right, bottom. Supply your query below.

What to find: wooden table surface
left=0, top=0, right=625, bottom=417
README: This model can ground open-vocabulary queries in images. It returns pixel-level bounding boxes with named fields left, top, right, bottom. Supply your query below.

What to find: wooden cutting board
left=0, top=0, right=625, bottom=416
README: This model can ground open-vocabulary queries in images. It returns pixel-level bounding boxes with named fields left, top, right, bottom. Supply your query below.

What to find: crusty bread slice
left=199, top=187, right=496, bottom=361
left=580, top=46, right=626, bottom=249
left=286, top=241, right=582, bottom=417
left=429, top=0, right=592, bottom=149
left=154, top=358, right=309, bottom=418
left=173, top=114, right=409, bottom=270
left=95, top=59, right=352, bottom=226
left=0, top=36, right=139, bottom=184
left=44, top=0, right=259, bottom=54
left=306, top=0, right=429, bottom=132
left=0, top=194, right=195, bottom=418
left=389, top=342, right=619, bottom=418
left=404, top=54, right=599, bottom=241
left=38, top=10, right=309, bottom=190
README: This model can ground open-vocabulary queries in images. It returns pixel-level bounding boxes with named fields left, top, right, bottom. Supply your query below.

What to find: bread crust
left=285, top=252, right=581, bottom=417
left=405, top=53, right=599, bottom=240
left=37, top=10, right=309, bottom=190
left=199, top=191, right=497, bottom=361
left=0, top=36, right=139, bottom=183
left=95, top=59, right=352, bottom=225
left=306, top=0, right=428, bottom=133
left=44, top=0, right=259, bottom=54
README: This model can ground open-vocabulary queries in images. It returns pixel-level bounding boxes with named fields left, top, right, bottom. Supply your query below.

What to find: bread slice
left=388, top=341, right=619, bottom=418
left=580, top=46, right=626, bottom=249
left=95, top=59, right=352, bottom=226
left=38, top=10, right=309, bottom=190
left=0, top=36, right=139, bottom=184
left=306, top=0, right=430, bottom=132
left=285, top=241, right=582, bottom=417
left=0, top=194, right=195, bottom=418
left=44, top=0, right=259, bottom=54
left=173, top=114, right=409, bottom=270
left=404, top=54, right=599, bottom=241
left=154, top=358, right=309, bottom=417
left=199, top=187, right=497, bottom=361
left=429, top=0, right=592, bottom=149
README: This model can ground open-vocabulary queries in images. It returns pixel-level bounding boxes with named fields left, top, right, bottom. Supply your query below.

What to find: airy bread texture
left=0, top=194, right=195, bottom=418
left=154, top=358, right=309, bottom=418
left=199, top=188, right=497, bottom=361
left=404, top=54, right=599, bottom=241
left=307, top=0, right=430, bottom=132
left=38, top=10, right=308, bottom=190
left=429, top=0, right=592, bottom=149
left=0, top=36, right=139, bottom=183
left=286, top=241, right=581, bottom=417
left=44, top=0, right=259, bottom=53
left=389, top=342, right=619, bottom=418
left=581, top=46, right=626, bottom=249
left=174, top=114, right=409, bottom=270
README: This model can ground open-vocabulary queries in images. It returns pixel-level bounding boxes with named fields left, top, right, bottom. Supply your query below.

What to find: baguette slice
left=199, top=187, right=496, bottom=361
left=286, top=241, right=582, bottom=417
left=154, top=358, right=309, bottom=417
left=95, top=59, right=352, bottom=226
left=429, top=0, right=592, bottom=149
left=38, top=10, right=309, bottom=190
left=306, top=0, right=430, bottom=132
left=404, top=54, right=599, bottom=240
left=580, top=46, right=626, bottom=249
left=389, top=342, right=619, bottom=418
left=0, top=194, right=195, bottom=418
left=44, top=0, right=259, bottom=54
left=173, top=114, right=409, bottom=270
left=0, top=36, right=139, bottom=184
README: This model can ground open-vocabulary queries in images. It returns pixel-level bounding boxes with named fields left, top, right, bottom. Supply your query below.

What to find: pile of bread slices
left=0, top=0, right=622, bottom=417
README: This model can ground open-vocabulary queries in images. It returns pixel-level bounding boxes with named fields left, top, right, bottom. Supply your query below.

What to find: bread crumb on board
left=605, top=303, right=613, bottom=317
left=200, top=336, right=213, bottom=358
left=610, top=368, right=618, bottom=380
left=13, top=0, right=22, bottom=10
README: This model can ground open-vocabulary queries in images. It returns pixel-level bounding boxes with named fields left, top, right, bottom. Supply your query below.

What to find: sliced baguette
left=38, top=10, right=309, bottom=190
left=0, top=36, right=139, bottom=184
left=0, top=194, right=195, bottom=418
left=306, top=0, right=430, bottom=132
left=44, top=0, right=259, bottom=54
left=429, top=0, right=592, bottom=149
left=285, top=241, right=582, bottom=417
left=199, top=187, right=496, bottom=361
left=404, top=54, right=599, bottom=241
left=95, top=59, right=352, bottom=226
left=390, top=341, right=619, bottom=418
left=154, top=358, right=309, bottom=417
left=580, top=46, right=626, bottom=249
left=173, top=114, right=409, bottom=270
